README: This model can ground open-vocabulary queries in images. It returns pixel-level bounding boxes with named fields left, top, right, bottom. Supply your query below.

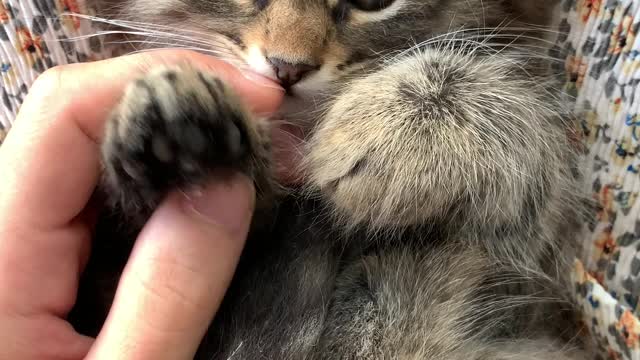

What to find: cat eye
left=348, top=0, right=395, bottom=11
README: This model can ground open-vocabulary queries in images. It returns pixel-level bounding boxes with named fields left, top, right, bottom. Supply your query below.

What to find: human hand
left=0, top=50, right=287, bottom=360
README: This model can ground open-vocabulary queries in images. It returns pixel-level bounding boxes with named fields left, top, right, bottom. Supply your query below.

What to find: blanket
left=0, top=0, right=636, bottom=358
left=0, top=0, right=109, bottom=131
left=561, top=1, right=640, bottom=358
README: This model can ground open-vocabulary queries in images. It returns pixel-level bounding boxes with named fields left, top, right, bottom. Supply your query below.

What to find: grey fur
left=71, top=0, right=590, bottom=359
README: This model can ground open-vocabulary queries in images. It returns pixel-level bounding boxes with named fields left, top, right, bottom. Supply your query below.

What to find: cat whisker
left=62, top=31, right=230, bottom=53
left=399, top=26, right=563, bottom=58
left=122, top=46, right=247, bottom=70
left=61, top=13, right=238, bottom=50
left=62, top=13, right=228, bottom=39
left=105, top=35, right=238, bottom=55
left=59, top=13, right=249, bottom=67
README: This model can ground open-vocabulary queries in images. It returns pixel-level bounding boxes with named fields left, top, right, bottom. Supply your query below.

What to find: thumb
left=86, top=173, right=254, bottom=360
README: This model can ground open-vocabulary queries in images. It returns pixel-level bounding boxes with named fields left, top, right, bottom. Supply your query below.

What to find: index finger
left=0, top=50, right=284, bottom=232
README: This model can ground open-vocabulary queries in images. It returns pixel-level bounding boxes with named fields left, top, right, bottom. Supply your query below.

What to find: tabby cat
left=71, top=0, right=589, bottom=358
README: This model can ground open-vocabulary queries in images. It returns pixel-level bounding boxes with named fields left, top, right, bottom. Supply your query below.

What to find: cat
left=70, top=0, right=590, bottom=358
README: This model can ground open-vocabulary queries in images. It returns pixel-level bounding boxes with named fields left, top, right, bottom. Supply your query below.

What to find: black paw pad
left=101, top=66, right=254, bottom=218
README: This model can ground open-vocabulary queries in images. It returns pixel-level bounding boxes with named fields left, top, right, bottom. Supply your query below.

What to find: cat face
left=100, top=0, right=551, bottom=98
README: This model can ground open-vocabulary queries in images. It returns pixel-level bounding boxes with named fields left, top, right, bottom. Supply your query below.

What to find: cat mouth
left=284, top=87, right=299, bottom=97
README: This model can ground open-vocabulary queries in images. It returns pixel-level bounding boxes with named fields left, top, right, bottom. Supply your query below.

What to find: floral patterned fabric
left=3, top=0, right=640, bottom=358
left=560, top=0, right=640, bottom=358
left=0, top=0, right=110, bottom=135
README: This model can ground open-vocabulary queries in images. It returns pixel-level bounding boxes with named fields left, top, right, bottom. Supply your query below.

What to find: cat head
left=96, top=0, right=556, bottom=98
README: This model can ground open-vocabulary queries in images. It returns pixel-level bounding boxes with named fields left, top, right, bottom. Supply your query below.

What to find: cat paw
left=101, top=65, right=259, bottom=220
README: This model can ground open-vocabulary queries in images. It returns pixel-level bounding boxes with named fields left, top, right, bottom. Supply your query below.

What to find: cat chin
left=294, top=66, right=335, bottom=94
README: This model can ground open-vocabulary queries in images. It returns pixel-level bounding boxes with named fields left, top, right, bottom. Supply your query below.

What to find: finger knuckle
left=30, top=65, right=68, bottom=95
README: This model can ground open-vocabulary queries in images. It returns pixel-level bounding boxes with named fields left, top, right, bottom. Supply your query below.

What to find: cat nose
left=267, top=58, right=317, bottom=88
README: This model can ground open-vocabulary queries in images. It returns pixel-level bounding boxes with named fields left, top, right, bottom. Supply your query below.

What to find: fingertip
left=180, top=173, right=255, bottom=240
left=85, top=50, right=285, bottom=119
left=159, top=50, right=286, bottom=114
left=178, top=52, right=284, bottom=114
left=216, top=67, right=285, bottom=115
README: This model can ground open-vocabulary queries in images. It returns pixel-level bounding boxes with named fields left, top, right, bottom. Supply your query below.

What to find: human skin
left=0, top=50, right=287, bottom=360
